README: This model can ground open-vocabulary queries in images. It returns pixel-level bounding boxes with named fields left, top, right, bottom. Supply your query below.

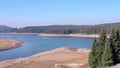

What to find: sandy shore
left=39, top=33, right=110, bottom=38
left=0, top=39, right=22, bottom=51
left=0, top=47, right=90, bottom=68
left=0, top=33, right=110, bottom=38
left=39, top=33, right=101, bottom=38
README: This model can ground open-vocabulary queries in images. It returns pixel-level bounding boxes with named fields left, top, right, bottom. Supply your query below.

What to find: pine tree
left=99, top=29, right=106, bottom=44
left=110, top=28, right=120, bottom=64
left=89, top=38, right=97, bottom=68
left=102, top=41, right=114, bottom=67
left=89, top=28, right=120, bottom=68
left=114, top=29, right=120, bottom=63
left=97, top=29, right=107, bottom=67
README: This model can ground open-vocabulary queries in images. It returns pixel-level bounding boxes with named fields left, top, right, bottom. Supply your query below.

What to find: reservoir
left=0, top=34, right=94, bottom=60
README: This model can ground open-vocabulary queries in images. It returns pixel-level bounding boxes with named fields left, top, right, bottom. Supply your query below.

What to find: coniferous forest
left=0, top=22, right=120, bottom=34
left=89, top=29, right=120, bottom=68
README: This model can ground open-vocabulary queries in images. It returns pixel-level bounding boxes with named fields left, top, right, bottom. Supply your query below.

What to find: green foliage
left=89, top=38, right=97, bottom=68
left=99, top=29, right=106, bottom=44
left=97, top=29, right=107, bottom=67
left=89, top=29, right=107, bottom=68
left=102, top=41, right=114, bottom=67
left=110, top=28, right=120, bottom=64
left=88, top=29, right=120, bottom=68
left=95, top=44, right=104, bottom=67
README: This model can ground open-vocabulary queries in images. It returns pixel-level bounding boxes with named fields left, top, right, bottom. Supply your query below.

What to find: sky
left=0, top=0, right=120, bottom=27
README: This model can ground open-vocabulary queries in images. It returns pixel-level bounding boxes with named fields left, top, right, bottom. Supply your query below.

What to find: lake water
left=0, top=34, right=94, bottom=60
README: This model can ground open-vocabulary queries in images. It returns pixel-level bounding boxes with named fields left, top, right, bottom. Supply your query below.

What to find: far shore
left=0, top=39, right=22, bottom=51
left=0, top=33, right=40, bottom=34
left=0, top=33, right=110, bottom=38
left=39, top=33, right=110, bottom=38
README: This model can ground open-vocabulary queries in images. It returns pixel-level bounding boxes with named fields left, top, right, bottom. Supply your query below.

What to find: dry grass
left=8, top=60, right=57, bottom=68
left=0, top=39, right=22, bottom=51
left=0, top=47, right=119, bottom=68
left=0, top=47, right=90, bottom=68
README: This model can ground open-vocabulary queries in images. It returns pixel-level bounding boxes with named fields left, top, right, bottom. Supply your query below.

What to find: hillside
left=0, top=25, right=17, bottom=33
left=0, top=22, right=120, bottom=34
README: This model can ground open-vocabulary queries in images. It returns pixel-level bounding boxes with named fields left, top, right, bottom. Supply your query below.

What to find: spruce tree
left=110, top=28, right=120, bottom=64
left=97, top=29, right=107, bottom=67
left=89, top=38, right=97, bottom=68
left=114, top=29, right=120, bottom=63
left=99, top=29, right=106, bottom=44
left=89, top=28, right=120, bottom=67
left=102, top=41, right=114, bottom=67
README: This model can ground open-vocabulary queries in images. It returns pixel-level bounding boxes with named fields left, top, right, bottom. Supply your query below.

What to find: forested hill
left=0, top=22, right=120, bottom=34
left=0, top=25, right=17, bottom=33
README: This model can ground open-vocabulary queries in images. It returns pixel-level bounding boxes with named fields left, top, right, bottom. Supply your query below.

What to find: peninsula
left=0, top=39, right=22, bottom=51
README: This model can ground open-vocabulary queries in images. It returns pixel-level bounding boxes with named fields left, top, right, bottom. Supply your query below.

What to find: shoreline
left=0, top=33, right=40, bottom=34
left=0, top=47, right=90, bottom=68
left=39, top=33, right=103, bottom=38
left=39, top=33, right=110, bottom=38
left=0, top=39, right=22, bottom=51
left=0, top=47, right=118, bottom=68
left=0, top=33, right=110, bottom=38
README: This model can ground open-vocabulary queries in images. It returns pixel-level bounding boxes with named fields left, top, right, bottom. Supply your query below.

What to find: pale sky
left=0, top=0, right=120, bottom=27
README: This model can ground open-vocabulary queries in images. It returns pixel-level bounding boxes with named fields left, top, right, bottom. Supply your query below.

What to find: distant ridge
left=97, top=22, right=120, bottom=26
left=0, top=25, right=18, bottom=33
left=0, top=22, right=120, bottom=34
left=0, top=25, right=13, bottom=32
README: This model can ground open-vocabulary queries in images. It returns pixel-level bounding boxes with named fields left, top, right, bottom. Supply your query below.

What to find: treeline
left=89, top=29, right=120, bottom=68
left=0, top=22, right=120, bottom=34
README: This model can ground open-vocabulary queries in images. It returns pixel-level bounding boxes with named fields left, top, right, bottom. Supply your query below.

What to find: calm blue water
left=0, top=34, right=94, bottom=60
